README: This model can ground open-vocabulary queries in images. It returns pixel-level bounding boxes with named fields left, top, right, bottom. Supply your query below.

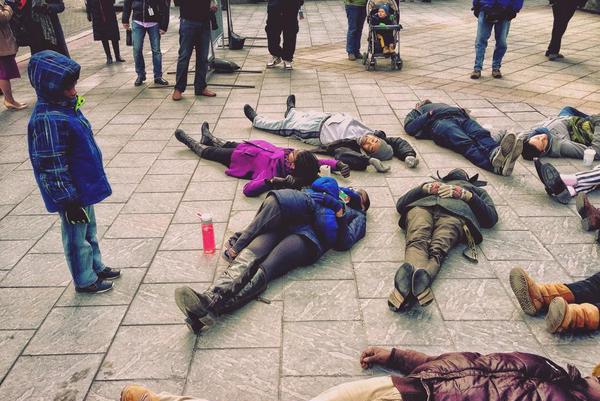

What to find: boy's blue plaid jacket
left=27, top=51, right=112, bottom=213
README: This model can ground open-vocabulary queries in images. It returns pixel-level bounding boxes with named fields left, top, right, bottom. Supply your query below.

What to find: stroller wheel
left=396, top=59, right=403, bottom=71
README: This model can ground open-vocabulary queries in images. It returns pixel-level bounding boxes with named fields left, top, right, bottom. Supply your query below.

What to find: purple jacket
left=225, top=140, right=337, bottom=197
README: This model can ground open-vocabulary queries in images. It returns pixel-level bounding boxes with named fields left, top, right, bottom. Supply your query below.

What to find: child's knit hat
left=371, top=140, right=394, bottom=161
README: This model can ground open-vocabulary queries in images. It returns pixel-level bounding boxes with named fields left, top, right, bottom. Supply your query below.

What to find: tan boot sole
left=388, top=288, right=406, bottom=311
left=509, top=267, right=538, bottom=316
left=546, top=297, right=568, bottom=333
left=416, top=288, right=434, bottom=307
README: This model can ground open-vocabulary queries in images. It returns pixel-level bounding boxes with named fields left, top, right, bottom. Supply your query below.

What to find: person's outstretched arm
left=360, top=346, right=437, bottom=374
left=467, top=187, right=498, bottom=228
left=385, top=137, right=417, bottom=161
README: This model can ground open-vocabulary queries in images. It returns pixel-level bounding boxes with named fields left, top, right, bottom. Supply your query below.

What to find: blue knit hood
left=28, top=50, right=81, bottom=106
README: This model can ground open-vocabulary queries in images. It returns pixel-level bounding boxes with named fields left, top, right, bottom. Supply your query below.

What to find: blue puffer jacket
left=473, top=0, right=523, bottom=13
left=27, top=51, right=112, bottom=213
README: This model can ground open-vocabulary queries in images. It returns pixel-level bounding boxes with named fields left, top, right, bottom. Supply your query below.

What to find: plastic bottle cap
left=201, top=213, right=213, bottom=224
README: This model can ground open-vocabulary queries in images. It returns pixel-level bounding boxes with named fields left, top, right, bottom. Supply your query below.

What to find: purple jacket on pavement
left=225, top=140, right=337, bottom=197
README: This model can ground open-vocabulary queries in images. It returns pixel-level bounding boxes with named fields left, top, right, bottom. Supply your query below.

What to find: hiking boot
left=509, top=267, right=574, bottom=316
left=412, top=268, right=433, bottom=307
left=576, top=193, right=600, bottom=231
left=470, top=70, right=481, bottom=79
left=267, top=56, right=281, bottom=68
left=76, top=279, right=113, bottom=294
left=491, top=131, right=516, bottom=175
left=120, top=385, right=160, bottom=401
left=97, top=267, right=121, bottom=280
left=388, top=263, right=415, bottom=312
left=244, top=104, right=257, bottom=122
left=283, top=60, right=293, bottom=70
left=285, top=94, right=296, bottom=117
left=154, top=77, right=169, bottom=86
left=546, top=298, right=600, bottom=334
left=492, top=69, right=502, bottom=78
left=501, top=135, right=523, bottom=176
left=200, top=122, right=226, bottom=147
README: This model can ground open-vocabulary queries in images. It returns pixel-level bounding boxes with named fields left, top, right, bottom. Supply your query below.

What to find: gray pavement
left=1, top=1, right=600, bottom=400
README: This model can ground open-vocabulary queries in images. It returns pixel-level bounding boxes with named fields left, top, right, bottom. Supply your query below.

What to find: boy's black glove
left=472, top=6, right=480, bottom=17
left=335, top=161, right=351, bottom=178
left=65, top=205, right=90, bottom=224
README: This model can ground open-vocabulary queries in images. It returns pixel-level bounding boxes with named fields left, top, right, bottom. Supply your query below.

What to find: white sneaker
left=283, top=60, right=293, bottom=70
left=267, top=56, right=281, bottom=68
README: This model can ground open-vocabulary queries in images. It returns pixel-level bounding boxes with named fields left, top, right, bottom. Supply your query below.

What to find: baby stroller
left=363, top=0, right=403, bottom=71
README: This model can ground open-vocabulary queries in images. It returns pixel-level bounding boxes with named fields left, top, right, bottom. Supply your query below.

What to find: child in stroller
left=371, top=4, right=396, bottom=55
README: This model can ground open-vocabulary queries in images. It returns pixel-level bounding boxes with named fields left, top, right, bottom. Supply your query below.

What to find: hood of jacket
left=310, top=176, right=340, bottom=199
left=28, top=50, right=81, bottom=106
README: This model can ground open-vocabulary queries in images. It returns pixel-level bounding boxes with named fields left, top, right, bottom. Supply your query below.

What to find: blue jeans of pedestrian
left=59, top=205, right=105, bottom=288
left=175, top=19, right=212, bottom=93
left=132, top=22, right=162, bottom=79
left=473, top=12, right=511, bottom=71
left=346, top=4, right=366, bottom=56
left=430, top=117, right=498, bottom=171
left=559, top=106, right=588, bottom=118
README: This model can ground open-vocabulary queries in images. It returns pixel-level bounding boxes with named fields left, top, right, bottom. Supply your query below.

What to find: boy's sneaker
left=470, top=70, right=481, bottom=79
left=283, top=60, right=293, bottom=70
left=492, top=69, right=502, bottom=78
left=267, top=56, right=281, bottom=68
left=491, top=131, right=516, bottom=175
left=243, top=104, right=257, bottom=122
left=348, top=53, right=356, bottom=61
left=98, top=267, right=121, bottom=280
left=76, top=279, right=113, bottom=294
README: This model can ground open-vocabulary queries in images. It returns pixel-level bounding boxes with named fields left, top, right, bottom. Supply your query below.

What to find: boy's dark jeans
left=567, top=272, right=600, bottom=309
left=175, top=19, right=212, bottom=93
left=265, top=4, right=300, bottom=61
left=429, top=117, right=498, bottom=172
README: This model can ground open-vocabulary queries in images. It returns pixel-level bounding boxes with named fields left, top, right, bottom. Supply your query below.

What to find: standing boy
left=27, top=50, right=120, bottom=293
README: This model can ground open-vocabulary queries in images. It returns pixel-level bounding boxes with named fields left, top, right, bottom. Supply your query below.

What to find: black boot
left=388, top=263, right=415, bottom=312
left=217, top=267, right=268, bottom=314
left=244, top=104, right=257, bottom=122
left=412, top=268, right=433, bottom=306
left=113, top=40, right=125, bottom=62
left=174, top=286, right=206, bottom=334
left=190, top=248, right=261, bottom=326
left=175, top=129, right=206, bottom=157
left=201, top=122, right=226, bottom=147
left=285, top=94, right=296, bottom=117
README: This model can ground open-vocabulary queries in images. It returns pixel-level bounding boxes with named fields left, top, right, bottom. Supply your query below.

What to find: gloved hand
left=335, top=161, right=351, bottom=178
left=438, top=185, right=473, bottom=202
left=309, top=192, right=344, bottom=213
left=369, top=158, right=391, bottom=173
left=64, top=205, right=90, bottom=224
left=422, top=182, right=442, bottom=195
left=270, top=175, right=296, bottom=189
left=472, top=6, right=480, bottom=17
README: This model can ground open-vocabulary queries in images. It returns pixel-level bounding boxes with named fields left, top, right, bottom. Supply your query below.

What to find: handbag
left=126, top=28, right=132, bottom=46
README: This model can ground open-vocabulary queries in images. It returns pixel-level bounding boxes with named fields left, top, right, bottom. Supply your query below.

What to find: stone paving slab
left=1, top=1, right=600, bottom=400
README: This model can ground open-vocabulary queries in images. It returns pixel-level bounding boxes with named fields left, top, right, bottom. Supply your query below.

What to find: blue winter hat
left=377, top=3, right=390, bottom=14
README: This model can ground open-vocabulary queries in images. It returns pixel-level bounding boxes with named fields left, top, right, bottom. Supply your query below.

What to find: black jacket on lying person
left=395, top=175, right=498, bottom=244
left=312, top=131, right=416, bottom=170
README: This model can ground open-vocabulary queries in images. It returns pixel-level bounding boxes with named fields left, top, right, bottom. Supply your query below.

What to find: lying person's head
left=289, top=150, right=320, bottom=181
left=522, top=132, right=549, bottom=160
left=341, top=187, right=370, bottom=212
left=359, top=134, right=393, bottom=161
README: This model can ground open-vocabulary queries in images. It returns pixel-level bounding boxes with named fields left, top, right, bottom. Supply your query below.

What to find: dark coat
left=26, top=0, right=69, bottom=56
left=388, top=349, right=593, bottom=401
left=86, top=0, right=120, bottom=41
left=122, top=0, right=170, bottom=31
left=395, top=178, right=497, bottom=244
left=312, top=132, right=416, bottom=171
left=27, top=51, right=112, bottom=213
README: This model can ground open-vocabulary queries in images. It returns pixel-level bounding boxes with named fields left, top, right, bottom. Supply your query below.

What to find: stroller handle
left=371, top=25, right=402, bottom=30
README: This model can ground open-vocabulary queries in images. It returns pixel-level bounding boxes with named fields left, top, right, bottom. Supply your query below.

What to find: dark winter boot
left=285, top=94, right=296, bottom=117
left=244, top=104, right=257, bottom=122
left=174, top=286, right=206, bottom=334
left=217, top=267, right=268, bottom=314
left=412, top=268, right=433, bottom=306
left=577, top=193, right=600, bottom=231
left=188, top=248, right=261, bottom=326
left=388, top=263, right=415, bottom=312
left=200, top=122, right=226, bottom=147
left=175, top=129, right=206, bottom=157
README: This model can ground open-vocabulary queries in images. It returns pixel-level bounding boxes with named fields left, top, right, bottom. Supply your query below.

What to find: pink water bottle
left=201, top=214, right=215, bottom=254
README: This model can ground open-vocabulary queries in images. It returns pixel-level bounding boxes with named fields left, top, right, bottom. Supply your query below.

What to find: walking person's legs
left=265, top=7, right=284, bottom=66
left=147, top=24, right=164, bottom=80
left=491, top=19, right=510, bottom=76
left=281, top=8, right=299, bottom=64
left=472, top=12, right=493, bottom=77
left=345, top=4, right=363, bottom=59
left=547, top=1, right=577, bottom=58
left=174, top=19, right=196, bottom=96
left=112, top=39, right=124, bottom=61
left=0, top=78, right=26, bottom=109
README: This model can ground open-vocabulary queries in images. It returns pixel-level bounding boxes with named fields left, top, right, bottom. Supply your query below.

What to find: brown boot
left=509, top=267, right=575, bottom=316
left=121, top=385, right=160, bottom=401
left=546, top=298, right=600, bottom=333
left=172, top=89, right=183, bottom=101
left=576, top=193, right=600, bottom=231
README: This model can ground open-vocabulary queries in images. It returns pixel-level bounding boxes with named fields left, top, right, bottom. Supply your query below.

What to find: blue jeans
left=346, top=4, right=366, bottom=56
left=559, top=106, right=588, bottom=118
left=59, top=205, right=105, bottom=288
left=132, top=22, right=162, bottom=79
left=430, top=117, right=498, bottom=172
left=474, top=12, right=511, bottom=71
left=175, top=19, right=211, bottom=93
